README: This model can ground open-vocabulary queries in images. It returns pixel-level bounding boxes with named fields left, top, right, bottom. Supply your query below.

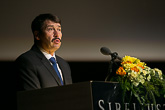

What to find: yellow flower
left=131, top=66, right=139, bottom=72
left=122, top=56, right=137, bottom=63
left=137, top=62, right=145, bottom=69
left=123, top=63, right=135, bottom=70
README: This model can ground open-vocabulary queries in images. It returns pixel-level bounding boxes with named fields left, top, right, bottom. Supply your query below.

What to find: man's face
left=37, top=20, right=62, bottom=53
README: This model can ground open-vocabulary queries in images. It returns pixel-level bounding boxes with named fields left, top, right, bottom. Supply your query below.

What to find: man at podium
left=15, top=13, right=72, bottom=91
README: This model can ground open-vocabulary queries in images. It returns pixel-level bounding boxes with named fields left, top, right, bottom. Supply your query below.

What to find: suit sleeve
left=15, top=56, right=41, bottom=91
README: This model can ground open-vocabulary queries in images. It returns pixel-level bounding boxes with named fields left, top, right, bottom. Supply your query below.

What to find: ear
left=34, top=31, right=40, bottom=40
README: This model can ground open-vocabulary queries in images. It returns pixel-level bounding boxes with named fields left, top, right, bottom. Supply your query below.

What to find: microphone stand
left=105, top=52, right=120, bottom=81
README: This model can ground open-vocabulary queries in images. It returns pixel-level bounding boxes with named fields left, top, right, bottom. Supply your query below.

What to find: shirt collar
left=38, top=46, right=56, bottom=60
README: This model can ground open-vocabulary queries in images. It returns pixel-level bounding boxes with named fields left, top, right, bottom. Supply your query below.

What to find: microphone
left=100, top=47, right=121, bottom=81
left=100, top=47, right=121, bottom=60
left=100, top=47, right=111, bottom=55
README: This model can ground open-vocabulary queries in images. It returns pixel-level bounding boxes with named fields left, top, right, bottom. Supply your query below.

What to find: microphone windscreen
left=100, top=47, right=111, bottom=55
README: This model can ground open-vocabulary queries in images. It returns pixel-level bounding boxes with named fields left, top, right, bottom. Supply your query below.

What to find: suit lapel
left=41, top=58, right=63, bottom=86
left=56, top=57, right=68, bottom=85
left=31, top=44, right=62, bottom=86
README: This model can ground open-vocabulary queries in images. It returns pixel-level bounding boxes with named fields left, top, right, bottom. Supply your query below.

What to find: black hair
left=31, top=13, right=61, bottom=35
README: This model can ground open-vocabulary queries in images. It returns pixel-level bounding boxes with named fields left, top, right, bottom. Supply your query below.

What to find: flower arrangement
left=110, top=56, right=165, bottom=109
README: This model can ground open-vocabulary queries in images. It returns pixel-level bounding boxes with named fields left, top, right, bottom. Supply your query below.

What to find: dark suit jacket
left=15, top=44, right=72, bottom=91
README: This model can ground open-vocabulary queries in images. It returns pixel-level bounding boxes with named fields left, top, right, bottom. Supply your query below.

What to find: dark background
left=0, top=0, right=165, bottom=62
left=1, top=61, right=165, bottom=84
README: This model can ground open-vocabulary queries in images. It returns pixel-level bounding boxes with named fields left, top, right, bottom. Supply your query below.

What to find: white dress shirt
left=39, top=47, right=63, bottom=81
